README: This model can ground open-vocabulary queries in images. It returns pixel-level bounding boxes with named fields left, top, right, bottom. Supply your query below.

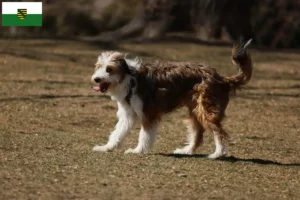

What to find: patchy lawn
left=0, top=39, right=300, bottom=199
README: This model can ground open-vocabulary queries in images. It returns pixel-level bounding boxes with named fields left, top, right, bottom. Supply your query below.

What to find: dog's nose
left=94, top=77, right=101, bottom=83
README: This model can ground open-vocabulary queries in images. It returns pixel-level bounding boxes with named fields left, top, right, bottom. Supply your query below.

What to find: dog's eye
left=106, top=67, right=113, bottom=73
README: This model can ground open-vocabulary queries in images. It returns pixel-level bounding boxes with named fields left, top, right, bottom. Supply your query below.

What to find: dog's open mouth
left=92, top=82, right=111, bottom=93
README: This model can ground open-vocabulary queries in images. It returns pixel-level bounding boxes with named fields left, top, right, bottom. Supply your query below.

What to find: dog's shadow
left=158, top=153, right=300, bottom=167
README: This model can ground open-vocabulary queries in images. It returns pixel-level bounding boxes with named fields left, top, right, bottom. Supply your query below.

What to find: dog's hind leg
left=173, top=113, right=205, bottom=155
left=208, top=124, right=228, bottom=159
left=200, top=103, right=229, bottom=159
left=193, top=85, right=229, bottom=159
left=207, top=123, right=229, bottom=159
left=125, top=120, right=158, bottom=154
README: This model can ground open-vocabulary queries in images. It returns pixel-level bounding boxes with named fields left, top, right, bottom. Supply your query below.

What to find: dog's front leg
left=93, top=102, right=136, bottom=152
left=125, top=121, right=158, bottom=154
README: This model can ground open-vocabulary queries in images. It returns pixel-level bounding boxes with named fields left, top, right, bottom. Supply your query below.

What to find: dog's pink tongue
left=91, top=86, right=101, bottom=92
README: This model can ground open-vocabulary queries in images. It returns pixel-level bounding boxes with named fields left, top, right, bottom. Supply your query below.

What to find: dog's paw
left=207, top=152, right=226, bottom=159
left=124, top=148, right=143, bottom=154
left=173, top=148, right=193, bottom=155
left=92, top=145, right=112, bottom=152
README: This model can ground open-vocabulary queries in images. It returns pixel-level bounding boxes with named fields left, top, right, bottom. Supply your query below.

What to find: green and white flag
left=2, top=2, right=42, bottom=26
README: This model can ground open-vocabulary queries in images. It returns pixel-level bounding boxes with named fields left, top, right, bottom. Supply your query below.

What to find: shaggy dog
left=91, top=38, right=252, bottom=158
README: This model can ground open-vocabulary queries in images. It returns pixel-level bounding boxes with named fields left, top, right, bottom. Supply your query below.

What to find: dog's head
left=91, top=51, right=131, bottom=93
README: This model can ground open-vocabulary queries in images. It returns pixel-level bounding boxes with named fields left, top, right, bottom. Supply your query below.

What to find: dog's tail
left=225, top=37, right=253, bottom=91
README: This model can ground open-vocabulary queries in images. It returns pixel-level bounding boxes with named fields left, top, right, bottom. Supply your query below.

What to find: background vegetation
left=1, top=0, right=300, bottom=48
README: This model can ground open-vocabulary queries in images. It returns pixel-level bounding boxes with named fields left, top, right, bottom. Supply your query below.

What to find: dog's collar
left=125, top=78, right=136, bottom=105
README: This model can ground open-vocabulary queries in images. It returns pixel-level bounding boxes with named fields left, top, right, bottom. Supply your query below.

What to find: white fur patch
left=93, top=101, right=136, bottom=152
left=97, top=52, right=122, bottom=66
left=91, top=67, right=109, bottom=81
left=91, top=52, right=124, bottom=85
left=125, top=123, right=157, bottom=154
left=124, top=53, right=142, bottom=70
left=109, top=75, right=131, bottom=101
left=207, top=132, right=227, bottom=159
left=173, top=122, right=197, bottom=155
left=244, top=39, right=252, bottom=49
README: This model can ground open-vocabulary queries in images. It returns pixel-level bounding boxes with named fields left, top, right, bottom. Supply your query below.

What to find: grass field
left=0, top=39, right=300, bottom=200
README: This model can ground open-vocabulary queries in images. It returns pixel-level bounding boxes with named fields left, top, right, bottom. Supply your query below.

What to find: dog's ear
left=117, top=58, right=132, bottom=75
left=124, top=53, right=141, bottom=69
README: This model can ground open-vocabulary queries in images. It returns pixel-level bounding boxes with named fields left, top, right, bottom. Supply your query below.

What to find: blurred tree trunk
left=254, top=0, right=300, bottom=48
left=94, top=0, right=254, bottom=42
left=92, top=0, right=174, bottom=41
left=192, top=0, right=253, bottom=41
left=139, top=0, right=174, bottom=40
left=2, top=0, right=299, bottom=48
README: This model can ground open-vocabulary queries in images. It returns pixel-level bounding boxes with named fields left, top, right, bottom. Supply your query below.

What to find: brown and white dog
left=91, top=38, right=252, bottom=158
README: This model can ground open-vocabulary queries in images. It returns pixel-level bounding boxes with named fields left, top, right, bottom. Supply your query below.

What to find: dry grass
left=0, top=39, right=300, bottom=200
